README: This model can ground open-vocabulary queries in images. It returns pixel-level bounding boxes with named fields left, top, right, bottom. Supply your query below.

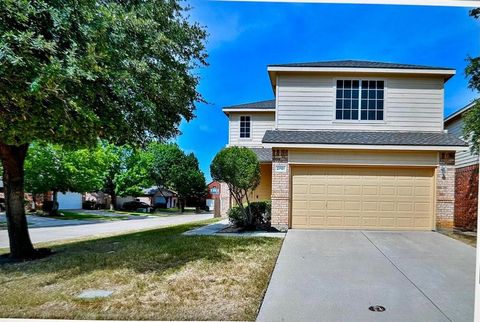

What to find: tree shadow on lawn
left=0, top=220, right=275, bottom=281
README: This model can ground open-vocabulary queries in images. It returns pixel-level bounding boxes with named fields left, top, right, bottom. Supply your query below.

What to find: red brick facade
left=454, top=164, right=478, bottom=230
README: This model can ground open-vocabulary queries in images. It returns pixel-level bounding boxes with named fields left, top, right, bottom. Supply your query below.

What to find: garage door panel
left=380, top=202, right=395, bottom=211
left=397, top=217, right=414, bottom=228
left=327, top=216, right=344, bottom=226
left=378, top=217, right=395, bottom=227
left=310, top=200, right=327, bottom=210
left=327, top=185, right=343, bottom=195
left=294, top=184, right=309, bottom=194
left=362, top=186, right=379, bottom=196
left=309, top=216, right=325, bottom=226
left=292, top=166, right=434, bottom=230
left=292, top=215, right=308, bottom=226
left=398, top=186, right=414, bottom=196
left=380, top=186, right=396, bottom=195
left=344, top=201, right=361, bottom=210
left=361, top=217, right=378, bottom=226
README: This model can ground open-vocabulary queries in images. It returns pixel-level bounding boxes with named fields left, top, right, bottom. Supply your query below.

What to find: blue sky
left=175, top=2, right=480, bottom=182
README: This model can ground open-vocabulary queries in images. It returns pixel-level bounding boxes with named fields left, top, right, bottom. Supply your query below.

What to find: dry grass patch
left=438, top=228, right=476, bottom=247
left=0, top=220, right=282, bottom=321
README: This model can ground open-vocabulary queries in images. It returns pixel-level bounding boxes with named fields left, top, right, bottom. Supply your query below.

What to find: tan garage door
left=291, top=166, right=435, bottom=230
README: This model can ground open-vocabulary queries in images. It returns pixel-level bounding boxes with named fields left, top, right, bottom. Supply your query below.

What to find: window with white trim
left=240, top=115, right=251, bottom=138
left=336, top=80, right=384, bottom=121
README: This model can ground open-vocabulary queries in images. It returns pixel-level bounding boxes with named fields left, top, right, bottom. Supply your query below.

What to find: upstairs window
left=240, top=115, right=251, bottom=138
left=336, top=80, right=384, bottom=121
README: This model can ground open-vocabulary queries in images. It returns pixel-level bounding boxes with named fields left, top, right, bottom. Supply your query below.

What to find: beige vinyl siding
left=445, top=117, right=477, bottom=168
left=248, top=164, right=272, bottom=201
left=276, top=74, right=444, bottom=132
left=288, top=149, right=439, bottom=167
left=228, top=112, right=275, bottom=147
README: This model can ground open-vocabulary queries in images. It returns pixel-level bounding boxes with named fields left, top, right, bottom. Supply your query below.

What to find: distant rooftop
left=444, top=100, right=477, bottom=124
left=223, top=99, right=275, bottom=110
left=268, top=60, right=455, bottom=70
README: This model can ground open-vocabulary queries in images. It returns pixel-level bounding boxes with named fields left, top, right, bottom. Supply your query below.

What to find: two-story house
left=444, top=102, right=478, bottom=230
left=222, top=60, right=467, bottom=231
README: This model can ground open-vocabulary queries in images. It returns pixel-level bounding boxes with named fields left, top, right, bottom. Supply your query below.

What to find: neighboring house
left=116, top=187, right=178, bottom=209
left=444, top=101, right=478, bottom=230
left=57, top=191, right=83, bottom=209
left=83, top=191, right=112, bottom=209
left=206, top=181, right=221, bottom=216
left=0, top=184, right=82, bottom=211
left=221, top=60, right=467, bottom=231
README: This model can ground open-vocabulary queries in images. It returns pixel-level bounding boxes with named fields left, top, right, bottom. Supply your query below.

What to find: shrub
left=228, top=201, right=271, bottom=230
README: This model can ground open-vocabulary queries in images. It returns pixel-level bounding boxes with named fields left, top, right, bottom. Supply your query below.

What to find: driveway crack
left=360, top=231, right=452, bottom=322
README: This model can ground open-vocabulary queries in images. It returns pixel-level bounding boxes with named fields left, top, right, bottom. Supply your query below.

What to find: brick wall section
left=219, top=182, right=231, bottom=217
left=271, top=149, right=290, bottom=231
left=454, top=164, right=478, bottom=230
left=436, top=152, right=456, bottom=228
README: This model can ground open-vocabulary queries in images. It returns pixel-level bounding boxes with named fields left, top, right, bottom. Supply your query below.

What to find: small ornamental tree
left=463, top=9, right=480, bottom=153
left=210, top=147, right=260, bottom=228
left=0, top=0, right=207, bottom=259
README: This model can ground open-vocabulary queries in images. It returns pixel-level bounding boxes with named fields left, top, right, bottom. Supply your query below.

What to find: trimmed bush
left=228, top=201, right=271, bottom=230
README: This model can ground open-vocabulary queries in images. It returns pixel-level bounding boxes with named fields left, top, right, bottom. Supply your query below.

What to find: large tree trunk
left=0, top=143, right=36, bottom=259
left=110, top=190, right=117, bottom=210
left=180, top=198, right=185, bottom=213
left=50, top=190, right=59, bottom=216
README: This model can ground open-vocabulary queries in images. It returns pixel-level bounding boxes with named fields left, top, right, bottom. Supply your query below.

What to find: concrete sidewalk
left=0, top=213, right=213, bottom=248
left=183, top=219, right=286, bottom=238
left=258, top=230, right=475, bottom=322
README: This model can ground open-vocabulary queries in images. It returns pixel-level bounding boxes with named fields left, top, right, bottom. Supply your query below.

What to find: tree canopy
left=113, top=142, right=206, bottom=210
left=462, top=9, right=480, bottom=154
left=24, top=142, right=109, bottom=194
left=0, top=0, right=207, bottom=148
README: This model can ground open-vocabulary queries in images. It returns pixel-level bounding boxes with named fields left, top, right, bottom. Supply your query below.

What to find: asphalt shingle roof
left=250, top=147, right=272, bottom=162
left=262, top=130, right=467, bottom=147
left=223, top=99, right=275, bottom=110
left=268, top=60, right=454, bottom=71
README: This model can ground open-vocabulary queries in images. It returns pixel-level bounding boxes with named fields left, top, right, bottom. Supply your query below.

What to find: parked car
left=122, top=201, right=154, bottom=213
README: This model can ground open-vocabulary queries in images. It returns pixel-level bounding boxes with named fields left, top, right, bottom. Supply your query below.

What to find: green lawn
left=106, top=207, right=198, bottom=217
left=52, top=211, right=130, bottom=221
left=0, top=219, right=283, bottom=321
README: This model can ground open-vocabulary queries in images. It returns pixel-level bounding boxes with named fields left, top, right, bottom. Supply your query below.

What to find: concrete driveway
left=0, top=213, right=213, bottom=248
left=258, top=230, right=475, bottom=322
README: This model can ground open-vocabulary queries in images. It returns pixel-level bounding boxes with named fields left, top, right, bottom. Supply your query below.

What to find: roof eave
left=267, top=67, right=456, bottom=88
left=261, top=143, right=468, bottom=152
left=222, top=108, right=276, bottom=114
